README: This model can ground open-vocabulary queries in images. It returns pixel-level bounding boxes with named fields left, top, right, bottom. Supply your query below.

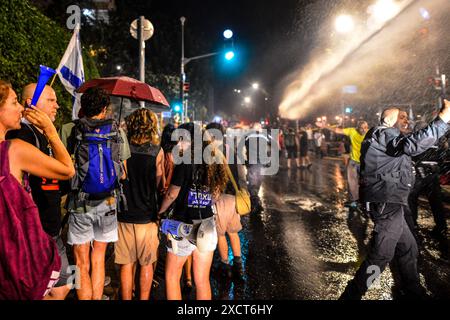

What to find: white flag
left=57, top=25, right=85, bottom=120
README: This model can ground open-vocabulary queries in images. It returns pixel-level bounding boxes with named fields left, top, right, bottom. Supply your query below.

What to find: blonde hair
left=125, top=108, right=160, bottom=145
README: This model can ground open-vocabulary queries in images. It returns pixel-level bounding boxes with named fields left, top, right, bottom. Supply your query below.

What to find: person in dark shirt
left=6, top=83, right=71, bottom=300
left=158, top=123, right=229, bottom=300
left=114, top=109, right=163, bottom=300
left=340, top=102, right=450, bottom=300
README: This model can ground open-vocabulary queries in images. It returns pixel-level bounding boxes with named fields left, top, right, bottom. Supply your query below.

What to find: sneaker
left=104, top=276, right=111, bottom=287
left=102, top=295, right=110, bottom=301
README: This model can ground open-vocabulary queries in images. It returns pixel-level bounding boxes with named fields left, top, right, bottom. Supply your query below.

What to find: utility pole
left=180, top=17, right=186, bottom=123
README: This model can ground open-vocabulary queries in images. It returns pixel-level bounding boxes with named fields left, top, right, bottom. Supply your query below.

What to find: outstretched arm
left=387, top=100, right=450, bottom=157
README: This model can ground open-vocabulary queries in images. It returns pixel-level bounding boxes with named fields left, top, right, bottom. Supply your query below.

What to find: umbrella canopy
left=77, top=76, right=170, bottom=107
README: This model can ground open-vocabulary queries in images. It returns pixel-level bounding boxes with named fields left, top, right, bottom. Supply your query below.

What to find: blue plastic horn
left=30, top=65, right=56, bottom=107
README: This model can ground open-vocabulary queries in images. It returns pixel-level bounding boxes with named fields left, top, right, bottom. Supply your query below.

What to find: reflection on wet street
left=102, top=157, right=450, bottom=300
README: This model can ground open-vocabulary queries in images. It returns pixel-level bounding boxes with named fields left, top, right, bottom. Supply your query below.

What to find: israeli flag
left=57, top=25, right=85, bottom=120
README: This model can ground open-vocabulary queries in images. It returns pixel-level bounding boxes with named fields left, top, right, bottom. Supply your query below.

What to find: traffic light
left=223, top=29, right=235, bottom=61
left=172, top=103, right=182, bottom=114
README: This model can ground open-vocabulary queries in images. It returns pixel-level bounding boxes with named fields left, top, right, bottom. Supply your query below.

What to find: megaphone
left=30, top=65, right=56, bottom=107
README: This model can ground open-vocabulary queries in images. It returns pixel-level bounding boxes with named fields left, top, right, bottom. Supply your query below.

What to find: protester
left=306, top=124, right=314, bottom=153
left=328, top=121, right=369, bottom=209
left=245, top=123, right=271, bottom=213
left=65, top=87, right=131, bottom=300
left=284, top=128, right=299, bottom=169
left=161, top=124, right=177, bottom=195
left=206, top=122, right=245, bottom=280
left=314, top=129, right=325, bottom=159
left=6, top=83, right=72, bottom=300
left=158, top=123, right=228, bottom=300
left=340, top=102, right=450, bottom=300
left=114, top=109, right=162, bottom=300
left=298, top=128, right=311, bottom=169
left=0, top=80, right=74, bottom=300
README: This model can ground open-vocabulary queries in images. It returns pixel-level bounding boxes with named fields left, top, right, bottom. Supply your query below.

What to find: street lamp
left=335, top=14, right=355, bottom=34
left=368, top=0, right=400, bottom=25
left=252, top=83, right=260, bottom=90
left=244, top=97, right=251, bottom=104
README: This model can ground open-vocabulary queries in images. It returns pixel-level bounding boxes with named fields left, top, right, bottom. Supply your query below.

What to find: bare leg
left=73, top=243, right=92, bottom=300
left=184, top=254, right=193, bottom=284
left=139, top=264, right=154, bottom=300
left=228, top=233, right=242, bottom=258
left=91, top=241, right=108, bottom=300
left=120, top=263, right=134, bottom=300
left=165, top=252, right=188, bottom=300
left=218, top=235, right=229, bottom=263
left=192, top=249, right=214, bottom=300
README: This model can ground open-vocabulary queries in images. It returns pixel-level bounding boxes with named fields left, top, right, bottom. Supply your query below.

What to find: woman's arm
left=9, top=139, right=75, bottom=181
left=156, top=149, right=164, bottom=190
left=21, top=106, right=75, bottom=179
left=157, top=185, right=181, bottom=223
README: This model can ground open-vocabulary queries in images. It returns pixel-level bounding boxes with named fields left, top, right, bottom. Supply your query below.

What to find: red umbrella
left=77, top=76, right=170, bottom=106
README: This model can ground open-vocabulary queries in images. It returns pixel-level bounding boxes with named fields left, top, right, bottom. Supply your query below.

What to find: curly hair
left=0, top=80, right=12, bottom=108
left=81, top=87, right=110, bottom=118
left=125, top=108, right=160, bottom=145
left=178, top=123, right=229, bottom=197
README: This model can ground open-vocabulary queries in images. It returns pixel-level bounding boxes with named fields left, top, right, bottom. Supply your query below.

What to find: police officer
left=340, top=101, right=450, bottom=300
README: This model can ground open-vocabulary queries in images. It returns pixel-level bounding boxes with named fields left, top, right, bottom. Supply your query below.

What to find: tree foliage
left=0, top=0, right=99, bottom=127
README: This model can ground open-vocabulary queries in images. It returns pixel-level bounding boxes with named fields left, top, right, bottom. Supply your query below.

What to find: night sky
left=136, top=0, right=313, bottom=119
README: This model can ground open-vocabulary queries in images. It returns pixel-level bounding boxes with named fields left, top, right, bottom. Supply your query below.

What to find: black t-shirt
left=6, top=123, right=62, bottom=237
left=119, top=143, right=160, bottom=224
left=171, top=164, right=214, bottom=223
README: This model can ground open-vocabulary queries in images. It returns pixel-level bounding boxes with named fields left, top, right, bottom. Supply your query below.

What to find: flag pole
left=49, top=73, right=57, bottom=87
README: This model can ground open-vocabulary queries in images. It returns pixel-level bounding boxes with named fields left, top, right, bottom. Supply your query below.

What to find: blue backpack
left=70, top=118, right=122, bottom=200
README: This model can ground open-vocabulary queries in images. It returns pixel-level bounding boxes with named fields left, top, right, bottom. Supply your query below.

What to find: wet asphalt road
left=98, top=157, right=450, bottom=300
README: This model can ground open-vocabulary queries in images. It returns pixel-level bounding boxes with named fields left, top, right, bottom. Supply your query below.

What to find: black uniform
left=341, top=117, right=449, bottom=299
left=404, top=133, right=449, bottom=238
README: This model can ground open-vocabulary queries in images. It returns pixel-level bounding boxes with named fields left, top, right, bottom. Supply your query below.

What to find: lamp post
left=180, top=18, right=235, bottom=123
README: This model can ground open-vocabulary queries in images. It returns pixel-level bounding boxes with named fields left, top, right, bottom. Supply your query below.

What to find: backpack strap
left=84, top=132, right=118, bottom=139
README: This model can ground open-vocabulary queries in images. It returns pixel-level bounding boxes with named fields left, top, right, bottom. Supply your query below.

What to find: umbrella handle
left=118, top=97, right=124, bottom=125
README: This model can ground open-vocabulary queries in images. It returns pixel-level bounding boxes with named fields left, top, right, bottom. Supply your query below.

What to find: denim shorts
left=167, top=216, right=217, bottom=257
left=67, top=197, right=118, bottom=245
